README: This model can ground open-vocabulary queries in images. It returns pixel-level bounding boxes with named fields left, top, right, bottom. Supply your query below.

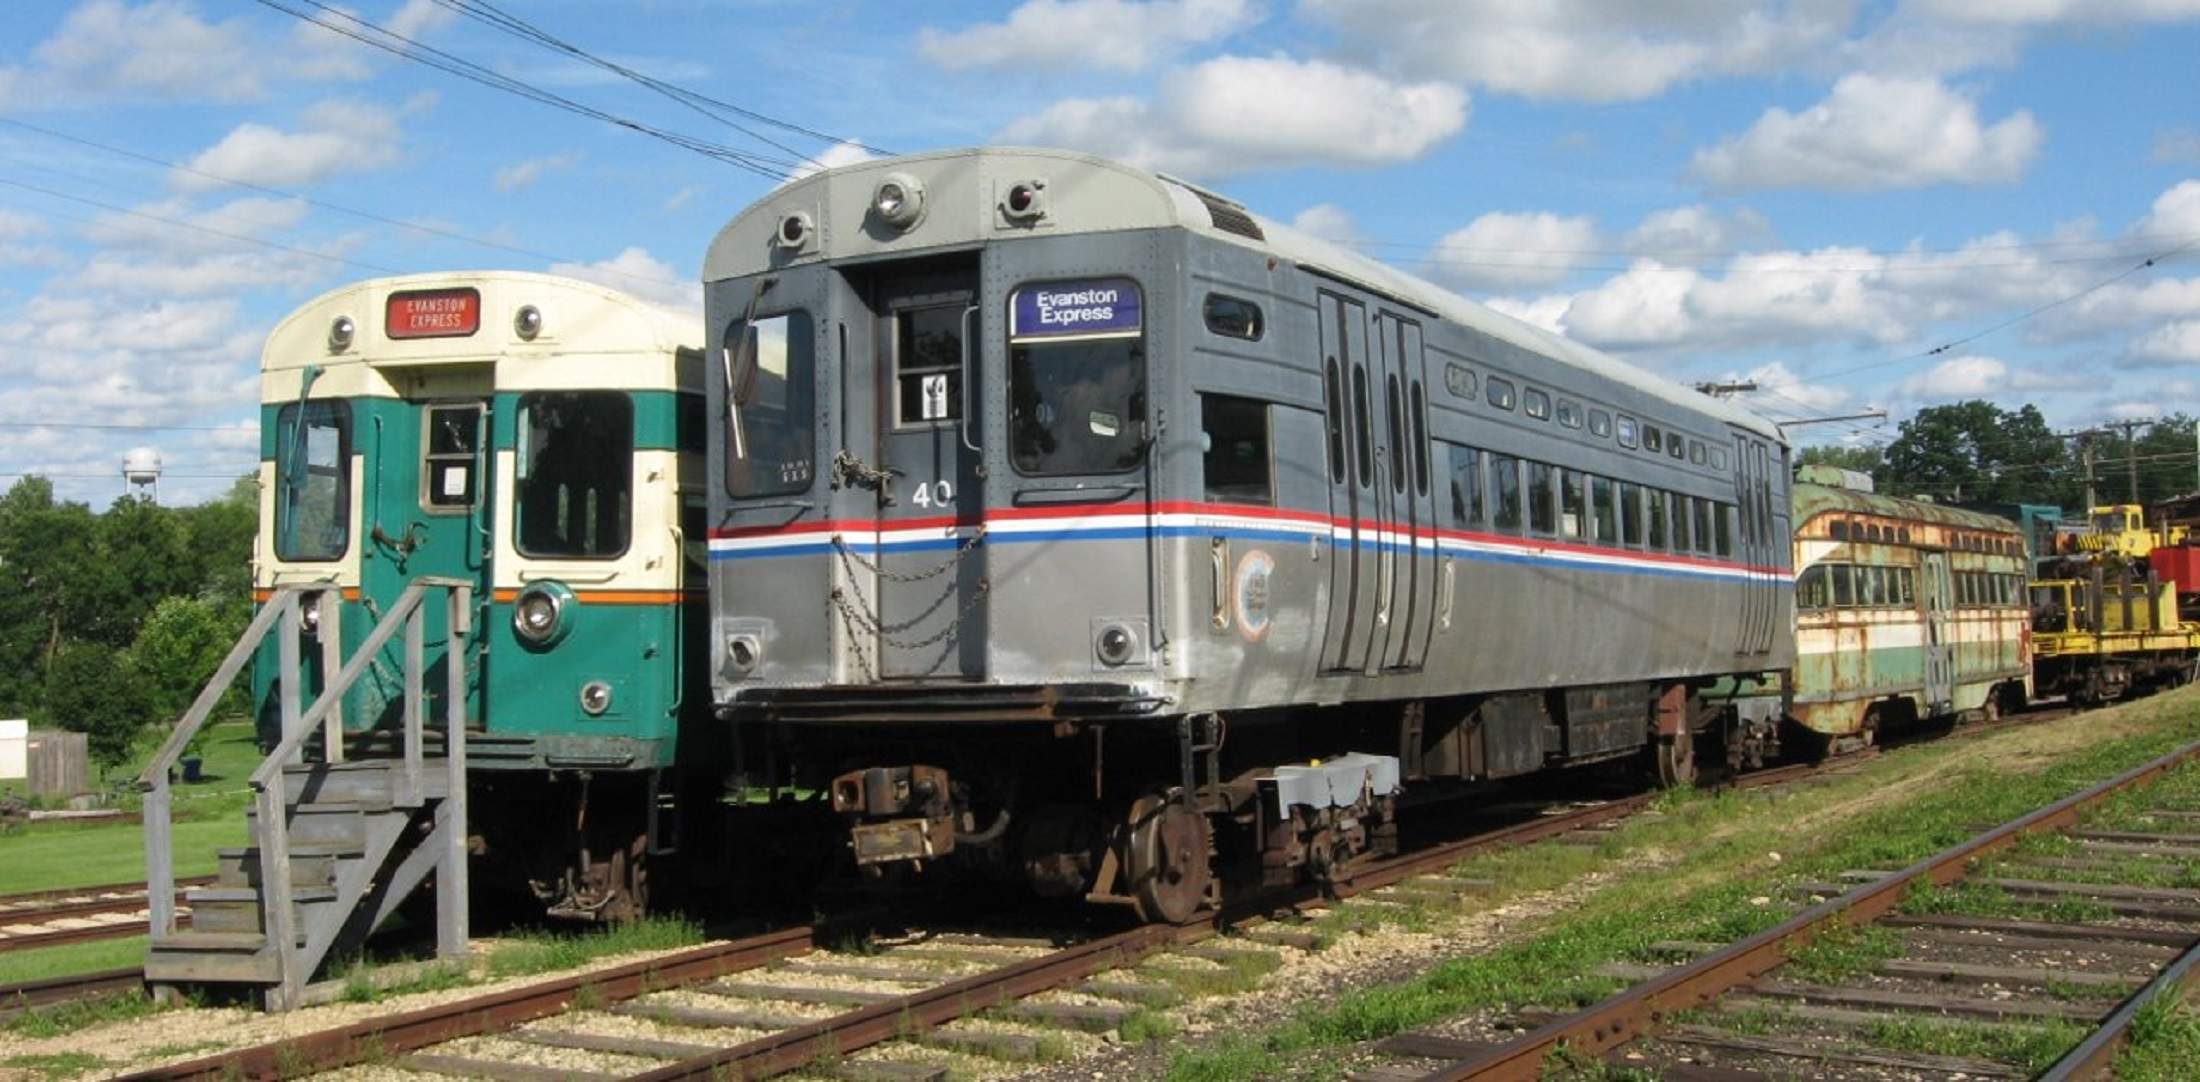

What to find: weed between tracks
left=3, top=987, right=170, bottom=1039
left=1157, top=689, right=2200, bottom=1082
left=2117, top=991, right=2200, bottom=1079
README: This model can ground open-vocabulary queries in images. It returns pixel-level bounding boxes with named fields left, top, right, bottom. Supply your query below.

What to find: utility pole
left=2111, top=417, right=2159, bottom=504
left=2079, top=434, right=2097, bottom=510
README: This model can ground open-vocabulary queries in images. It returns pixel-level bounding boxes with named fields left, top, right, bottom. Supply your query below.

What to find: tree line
left=1796, top=402, right=2200, bottom=510
left=0, top=475, right=256, bottom=770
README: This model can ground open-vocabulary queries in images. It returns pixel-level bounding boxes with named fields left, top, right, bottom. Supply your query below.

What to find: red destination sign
left=385, top=288, right=481, bottom=339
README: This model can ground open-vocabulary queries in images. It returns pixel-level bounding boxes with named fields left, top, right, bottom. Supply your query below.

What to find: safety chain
left=829, top=448, right=899, bottom=492
left=831, top=528, right=984, bottom=584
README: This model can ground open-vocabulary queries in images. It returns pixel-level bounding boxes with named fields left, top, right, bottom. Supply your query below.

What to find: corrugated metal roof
left=1794, top=481, right=2023, bottom=532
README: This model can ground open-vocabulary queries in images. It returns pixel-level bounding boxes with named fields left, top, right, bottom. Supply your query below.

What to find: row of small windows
left=1826, top=517, right=2021, bottom=557
left=1446, top=443, right=1737, bottom=558
left=1797, top=563, right=2026, bottom=611
left=1450, top=363, right=1729, bottom=472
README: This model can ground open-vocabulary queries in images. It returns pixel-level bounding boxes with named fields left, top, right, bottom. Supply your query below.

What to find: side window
left=1384, top=372, right=1406, bottom=494
left=1830, top=520, right=1850, bottom=541
left=894, top=305, right=963, bottom=427
left=1556, top=399, right=1582, bottom=428
left=1797, top=564, right=1829, bottom=610
left=1524, top=388, right=1552, bottom=420
left=1489, top=453, right=1522, bottom=531
left=1588, top=409, right=1612, bottom=438
left=1203, top=294, right=1264, bottom=340
left=1832, top=564, right=1855, bottom=606
left=1868, top=567, right=1889, bottom=606
left=1672, top=495, right=1693, bottom=553
left=1648, top=489, right=1668, bottom=550
left=1559, top=469, right=1585, bottom=538
left=1486, top=377, right=1516, bottom=410
left=1643, top=425, right=1664, bottom=454
left=274, top=399, right=352, bottom=562
left=1323, top=358, right=1347, bottom=483
left=1711, top=447, right=1728, bottom=470
left=1896, top=567, right=1915, bottom=605
left=1669, top=436, right=1687, bottom=461
left=1619, top=482, right=1644, bottom=546
left=1714, top=502, right=1733, bottom=557
left=1527, top=460, right=1557, bottom=534
left=1410, top=381, right=1430, bottom=496
left=421, top=402, right=482, bottom=511
left=1200, top=394, right=1272, bottom=506
left=724, top=310, right=816, bottom=497
left=1591, top=476, right=1617, bottom=543
left=1448, top=444, right=1484, bottom=526
left=1352, top=363, right=1374, bottom=488
left=1693, top=498, right=1713, bottom=555
left=1617, top=415, right=1639, bottom=449
left=517, top=391, right=634, bottom=559
left=1445, top=363, right=1477, bottom=400
left=1689, top=440, right=1707, bottom=466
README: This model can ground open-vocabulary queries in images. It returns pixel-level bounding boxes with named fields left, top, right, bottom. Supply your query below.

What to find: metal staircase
left=139, top=580, right=474, bottom=1010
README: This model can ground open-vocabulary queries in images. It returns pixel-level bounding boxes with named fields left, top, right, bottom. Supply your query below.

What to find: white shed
left=0, top=719, right=26, bottom=781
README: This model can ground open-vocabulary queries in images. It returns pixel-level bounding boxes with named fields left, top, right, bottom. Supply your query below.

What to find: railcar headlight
left=513, top=582, right=575, bottom=647
left=775, top=212, right=813, bottom=249
left=514, top=304, right=542, bottom=340
left=872, top=173, right=924, bottom=229
left=1001, top=179, right=1048, bottom=222
left=579, top=680, right=613, bottom=716
left=726, top=633, right=760, bottom=674
left=328, top=315, right=355, bottom=352
left=1096, top=623, right=1136, bottom=666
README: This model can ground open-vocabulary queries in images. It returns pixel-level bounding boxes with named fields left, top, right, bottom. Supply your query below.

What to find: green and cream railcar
left=253, top=271, right=712, bottom=917
left=1785, top=473, right=2030, bottom=749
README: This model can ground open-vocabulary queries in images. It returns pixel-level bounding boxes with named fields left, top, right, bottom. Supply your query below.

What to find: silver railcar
left=704, top=149, right=1794, bottom=920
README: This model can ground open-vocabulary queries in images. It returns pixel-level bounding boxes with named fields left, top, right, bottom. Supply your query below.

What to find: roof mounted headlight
left=328, top=315, right=355, bottom=353
left=872, top=173, right=924, bottom=230
left=774, top=211, right=814, bottom=251
left=513, top=581, right=576, bottom=647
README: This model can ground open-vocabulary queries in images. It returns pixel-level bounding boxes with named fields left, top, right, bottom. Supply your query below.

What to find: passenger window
left=1490, top=453, right=1522, bottom=531
left=1202, top=294, right=1264, bottom=340
left=1591, top=476, right=1617, bottom=543
left=1445, top=363, right=1477, bottom=400
left=1323, top=358, right=1347, bottom=483
left=1385, top=372, right=1406, bottom=493
left=1692, top=498, right=1713, bottom=554
left=1870, top=567, right=1890, bottom=606
left=517, top=390, right=634, bottom=559
left=1832, top=564, right=1855, bottom=606
left=1797, top=565, right=1829, bottom=610
left=1617, top=416, right=1639, bottom=449
left=1559, top=469, right=1585, bottom=538
left=1714, top=502, right=1732, bottom=557
left=1524, top=388, right=1551, bottom=420
left=1449, top=445, right=1484, bottom=526
left=1486, top=377, right=1516, bottom=410
left=1648, top=490, right=1668, bottom=550
left=1643, top=425, right=1663, bottom=454
left=1200, top=394, right=1272, bottom=506
left=274, top=399, right=352, bottom=562
left=1410, top=381, right=1430, bottom=496
left=1528, top=461, right=1557, bottom=534
left=1619, top=482, right=1644, bottom=546
left=725, top=310, right=816, bottom=497
left=894, top=305, right=963, bottom=427
left=421, top=403, right=482, bottom=510
left=1897, top=568, right=1915, bottom=605
left=1669, top=436, right=1687, bottom=461
left=1712, top=447, right=1728, bottom=470
left=1689, top=440, right=1706, bottom=465
left=1898, top=527, right=1911, bottom=545
left=1830, top=520, right=1850, bottom=541
left=1352, top=363, right=1374, bottom=488
left=1556, top=399, right=1582, bottom=428
left=1589, top=409, right=1611, bottom=437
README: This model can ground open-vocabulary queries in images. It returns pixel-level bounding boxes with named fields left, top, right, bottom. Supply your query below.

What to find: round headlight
left=512, top=582, right=574, bottom=646
left=1096, top=624, right=1136, bottom=666
left=726, top=634, right=760, bottom=674
left=514, top=304, right=542, bottom=341
left=872, top=173, right=924, bottom=229
left=579, top=680, right=613, bottom=716
left=776, top=212, right=811, bottom=248
left=328, top=315, right=355, bottom=352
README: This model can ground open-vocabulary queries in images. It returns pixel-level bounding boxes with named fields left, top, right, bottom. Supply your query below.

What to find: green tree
left=1794, top=443, right=1886, bottom=477
left=44, top=640, right=154, bottom=771
left=178, top=475, right=258, bottom=612
left=132, top=595, right=247, bottom=724
left=1881, top=401, right=2074, bottom=505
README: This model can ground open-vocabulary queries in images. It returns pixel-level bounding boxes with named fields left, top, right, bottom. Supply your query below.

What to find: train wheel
left=1652, top=726, right=1696, bottom=789
left=1127, top=794, right=1212, bottom=925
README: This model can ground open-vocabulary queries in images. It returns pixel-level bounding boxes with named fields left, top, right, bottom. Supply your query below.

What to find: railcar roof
left=262, top=270, right=697, bottom=371
left=1794, top=481, right=2024, bottom=532
left=705, top=146, right=1783, bottom=441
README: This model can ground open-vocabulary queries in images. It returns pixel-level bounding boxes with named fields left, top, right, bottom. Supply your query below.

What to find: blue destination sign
left=1010, top=278, right=1142, bottom=341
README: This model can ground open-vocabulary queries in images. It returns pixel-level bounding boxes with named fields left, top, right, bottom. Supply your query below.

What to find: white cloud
left=2131, top=319, right=2200, bottom=365
left=492, top=153, right=581, bottom=193
left=2154, top=129, right=2200, bottom=164
left=1289, top=203, right=1364, bottom=247
left=1907, top=0, right=2200, bottom=24
left=1740, top=361, right=1851, bottom=412
left=1895, top=354, right=2007, bottom=399
left=1692, top=74, right=2043, bottom=191
left=2138, top=180, right=2200, bottom=240
left=919, top=0, right=1259, bottom=73
left=1300, top=0, right=1851, bottom=103
left=174, top=100, right=406, bottom=192
left=546, top=247, right=699, bottom=312
left=67, top=196, right=359, bottom=296
left=1, top=0, right=264, bottom=106
left=1430, top=212, right=1601, bottom=290
left=788, top=141, right=878, bottom=182
left=998, top=55, right=1467, bottom=179
left=1623, top=205, right=1772, bottom=257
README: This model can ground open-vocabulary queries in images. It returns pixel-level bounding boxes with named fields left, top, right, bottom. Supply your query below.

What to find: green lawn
left=0, top=937, right=146, bottom=987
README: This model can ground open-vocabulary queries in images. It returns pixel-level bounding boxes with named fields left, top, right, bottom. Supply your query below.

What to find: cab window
left=1201, top=394, right=1272, bottom=506
left=421, top=402, right=482, bottom=511
left=1009, top=280, right=1148, bottom=476
left=724, top=310, right=815, bottom=497
left=516, top=391, right=633, bottom=559
left=275, top=400, right=351, bottom=562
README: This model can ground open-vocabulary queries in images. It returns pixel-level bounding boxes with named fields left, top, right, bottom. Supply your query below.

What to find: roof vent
left=1159, top=173, right=1265, bottom=241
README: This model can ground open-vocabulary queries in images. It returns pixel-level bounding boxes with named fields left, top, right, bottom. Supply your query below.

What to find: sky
left=1, top=0, right=2198, bottom=505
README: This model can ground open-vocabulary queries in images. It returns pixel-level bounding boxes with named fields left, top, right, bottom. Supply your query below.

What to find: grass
left=3, top=989, right=169, bottom=1040
left=1, top=1050, right=111, bottom=1079
left=1782, top=923, right=1901, bottom=984
left=1159, top=687, right=2200, bottom=1081
left=335, top=956, right=471, bottom=1003
left=2117, top=991, right=2200, bottom=1080
left=1900, top=879, right=2115, bottom=923
left=0, top=936, right=148, bottom=987
left=483, top=915, right=706, bottom=980
left=1141, top=948, right=1282, bottom=998
left=1861, top=1015, right=2084, bottom=1073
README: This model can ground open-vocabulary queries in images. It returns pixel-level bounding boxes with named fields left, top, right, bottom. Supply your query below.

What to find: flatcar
left=1746, top=468, right=2031, bottom=756
left=701, top=148, right=1794, bottom=921
left=248, top=272, right=714, bottom=918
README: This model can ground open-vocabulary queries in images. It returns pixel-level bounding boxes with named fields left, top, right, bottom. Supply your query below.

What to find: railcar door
left=1318, top=293, right=1381, bottom=674
left=1732, top=433, right=1778, bottom=657
left=871, top=273, right=987, bottom=680
left=1374, top=314, right=1436, bottom=671
left=1920, top=551, right=1955, bottom=713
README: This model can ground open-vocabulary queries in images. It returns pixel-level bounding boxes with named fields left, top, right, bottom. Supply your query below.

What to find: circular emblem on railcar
left=1234, top=549, right=1275, bottom=642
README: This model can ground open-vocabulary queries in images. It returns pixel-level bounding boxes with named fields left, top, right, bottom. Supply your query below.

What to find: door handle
left=1210, top=537, right=1229, bottom=631
left=958, top=305, right=981, bottom=454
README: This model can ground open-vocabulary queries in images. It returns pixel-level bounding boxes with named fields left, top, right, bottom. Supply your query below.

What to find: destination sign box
left=1010, top=278, right=1141, bottom=341
left=386, top=288, right=482, bottom=339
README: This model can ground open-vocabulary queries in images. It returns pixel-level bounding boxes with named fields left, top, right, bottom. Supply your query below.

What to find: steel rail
left=2038, top=917, right=2200, bottom=1078
left=0, top=967, right=144, bottom=1019
left=0, top=878, right=218, bottom=954
left=111, top=925, right=817, bottom=1082
left=1411, top=736, right=2200, bottom=1081
left=0, top=876, right=214, bottom=913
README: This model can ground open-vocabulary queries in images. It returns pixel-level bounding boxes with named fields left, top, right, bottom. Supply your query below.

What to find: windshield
left=275, top=400, right=351, bottom=562
left=1008, top=279, right=1147, bottom=476
left=724, top=311, right=815, bottom=497
left=515, top=391, right=632, bottom=558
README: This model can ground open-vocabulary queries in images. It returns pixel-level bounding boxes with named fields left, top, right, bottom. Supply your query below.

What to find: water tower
left=122, top=447, right=163, bottom=503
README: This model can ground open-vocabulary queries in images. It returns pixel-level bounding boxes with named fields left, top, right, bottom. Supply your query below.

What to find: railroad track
left=0, top=877, right=214, bottom=954
left=0, top=967, right=144, bottom=1021
left=1346, top=736, right=2200, bottom=1081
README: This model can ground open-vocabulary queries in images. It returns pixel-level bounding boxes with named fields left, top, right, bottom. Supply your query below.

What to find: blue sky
left=1, top=0, right=2197, bottom=504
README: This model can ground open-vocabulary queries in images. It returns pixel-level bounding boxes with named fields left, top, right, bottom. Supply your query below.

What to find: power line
left=0, top=420, right=248, bottom=432
left=0, top=175, right=402, bottom=276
